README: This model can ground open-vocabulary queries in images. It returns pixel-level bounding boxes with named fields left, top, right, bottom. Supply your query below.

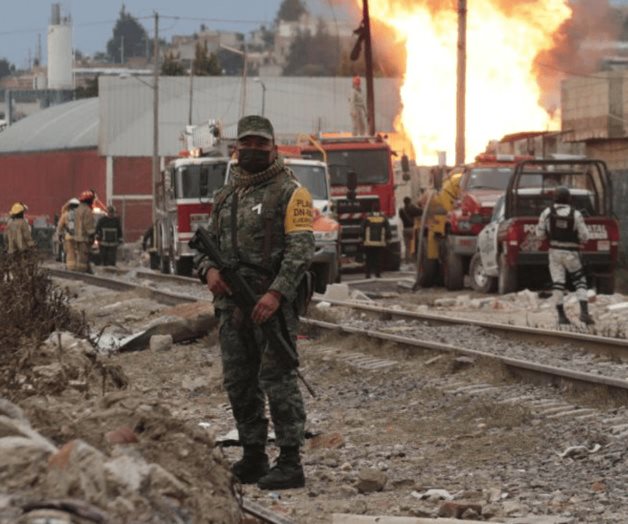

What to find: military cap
left=237, top=115, right=274, bottom=140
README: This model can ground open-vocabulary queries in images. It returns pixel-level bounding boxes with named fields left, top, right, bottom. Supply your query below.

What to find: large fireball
left=364, top=0, right=572, bottom=163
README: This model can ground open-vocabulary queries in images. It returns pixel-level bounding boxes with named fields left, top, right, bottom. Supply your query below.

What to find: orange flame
left=364, top=0, right=572, bottom=164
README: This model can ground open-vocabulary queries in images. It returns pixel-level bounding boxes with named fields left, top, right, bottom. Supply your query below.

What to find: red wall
left=111, top=156, right=153, bottom=242
left=0, top=149, right=106, bottom=223
left=0, top=150, right=155, bottom=244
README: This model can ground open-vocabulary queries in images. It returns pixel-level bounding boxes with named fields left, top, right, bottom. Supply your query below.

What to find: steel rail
left=302, top=317, right=628, bottom=396
left=311, top=297, right=628, bottom=361
left=46, top=268, right=200, bottom=307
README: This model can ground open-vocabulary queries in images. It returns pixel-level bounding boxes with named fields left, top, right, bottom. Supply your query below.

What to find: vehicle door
left=478, top=194, right=504, bottom=274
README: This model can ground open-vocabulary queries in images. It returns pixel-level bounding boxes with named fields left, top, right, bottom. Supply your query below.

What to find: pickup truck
left=471, top=159, right=620, bottom=294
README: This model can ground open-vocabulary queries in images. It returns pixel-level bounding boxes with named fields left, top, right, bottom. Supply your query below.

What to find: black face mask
left=238, top=148, right=272, bottom=173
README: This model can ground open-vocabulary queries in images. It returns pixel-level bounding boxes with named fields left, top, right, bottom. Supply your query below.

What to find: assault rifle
left=189, top=226, right=316, bottom=398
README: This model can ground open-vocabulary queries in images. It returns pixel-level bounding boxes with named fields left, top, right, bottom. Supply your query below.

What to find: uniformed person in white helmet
left=56, top=198, right=80, bottom=270
left=536, top=186, right=593, bottom=325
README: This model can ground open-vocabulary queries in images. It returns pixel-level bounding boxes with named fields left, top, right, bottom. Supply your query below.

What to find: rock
left=308, top=432, right=345, bottom=450
left=438, top=501, right=483, bottom=518
left=181, top=375, right=209, bottom=392
left=105, top=426, right=138, bottom=445
left=149, top=334, right=173, bottom=352
left=419, top=488, right=454, bottom=501
left=0, top=398, right=26, bottom=421
left=435, top=298, right=457, bottom=307
left=119, top=302, right=216, bottom=352
left=323, top=283, right=350, bottom=301
left=356, top=468, right=387, bottom=493
left=0, top=436, right=55, bottom=490
left=591, top=481, right=606, bottom=492
left=450, top=356, right=476, bottom=372
left=502, top=500, right=526, bottom=516
left=350, top=290, right=372, bottom=301
left=104, top=453, right=151, bottom=492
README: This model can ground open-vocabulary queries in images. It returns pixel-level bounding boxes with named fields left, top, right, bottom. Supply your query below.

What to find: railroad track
left=49, top=266, right=628, bottom=400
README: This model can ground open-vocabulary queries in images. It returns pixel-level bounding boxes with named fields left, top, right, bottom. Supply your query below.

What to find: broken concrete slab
left=119, top=302, right=216, bottom=352
left=322, top=283, right=351, bottom=301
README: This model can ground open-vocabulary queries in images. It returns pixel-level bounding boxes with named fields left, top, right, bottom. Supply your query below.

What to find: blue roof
left=0, top=98, right=98, bottom=154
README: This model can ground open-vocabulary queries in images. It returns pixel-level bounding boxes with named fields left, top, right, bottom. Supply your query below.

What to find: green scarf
left=230, top=157, right=285, bottom=189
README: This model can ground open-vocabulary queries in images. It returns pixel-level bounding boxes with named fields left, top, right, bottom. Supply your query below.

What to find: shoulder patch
left=284, top=186, right=313, bottom=233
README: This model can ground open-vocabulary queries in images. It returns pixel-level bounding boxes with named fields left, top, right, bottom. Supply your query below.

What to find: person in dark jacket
left=399, top=196, right=422, bottom=263
left=96, top=205, right=123, bottom=266
left=361, top=209, right=391, bottom=278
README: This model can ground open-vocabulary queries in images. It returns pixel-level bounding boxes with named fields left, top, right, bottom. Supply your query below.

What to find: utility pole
left=240, top=40, right=248, bottom=118
left=188, top=67, right=194, bottom=125
left=456, top=0, right=467, bottom=165
left=363, top=0, right=376, bottom=136
left=152, top=11, right=160, bottom=232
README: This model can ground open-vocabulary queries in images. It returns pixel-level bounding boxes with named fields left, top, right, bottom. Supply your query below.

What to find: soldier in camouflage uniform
left=196, top=115, right=315, bottom=490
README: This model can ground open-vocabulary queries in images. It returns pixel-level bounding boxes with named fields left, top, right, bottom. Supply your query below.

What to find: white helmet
left=68, top=198, right=80, bottom=206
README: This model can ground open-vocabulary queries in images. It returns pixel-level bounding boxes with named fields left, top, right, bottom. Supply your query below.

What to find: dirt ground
left=2, top=270, right=627, bottom=523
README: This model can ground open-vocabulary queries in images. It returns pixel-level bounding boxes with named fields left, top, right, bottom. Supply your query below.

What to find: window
left=463, top=167, right=513, bottom=190
left=289, top=164, right=329, bottom=200
left=311, top=149, right=390, bottom=185
left=176, top=162, right=227, bottom=199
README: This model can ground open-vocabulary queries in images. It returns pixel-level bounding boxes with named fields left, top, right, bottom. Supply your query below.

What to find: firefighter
left=399, top=196, right=422, bottom=263
left=75, top=190, right=96, bottom=273
left=56, top=198, right=80, bottom=270
left=536, top=186, right=593, bottom=325
left=5, top=202, right=35, bottom=255
left=96, top=205, right=123, bottom=267
left=361, top=208, right=391, bottom=278
left=350, top=76, right=367, bottom=136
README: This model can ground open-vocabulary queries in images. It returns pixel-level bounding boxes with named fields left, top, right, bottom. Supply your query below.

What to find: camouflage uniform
left=197, top=149, right=315, bottom=449
left=74, top=202, right=96, bottom=272
left=5, top=218, right=35, bottom=254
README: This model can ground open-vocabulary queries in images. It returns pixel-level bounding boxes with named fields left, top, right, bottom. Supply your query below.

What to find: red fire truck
left=299, top=134, right=402, bottom=270
left=153, top=154, right=229, bottom=275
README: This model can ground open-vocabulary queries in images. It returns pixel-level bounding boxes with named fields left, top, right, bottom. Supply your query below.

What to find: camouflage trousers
left=549, top=248, right=588, bottom=304
left=216, top=301, right=306, bottom=448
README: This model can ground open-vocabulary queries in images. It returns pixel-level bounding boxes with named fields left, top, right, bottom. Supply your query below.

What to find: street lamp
left=220, top=42, right=247, bottom=117
left=254, top=77, right=266, bottom=117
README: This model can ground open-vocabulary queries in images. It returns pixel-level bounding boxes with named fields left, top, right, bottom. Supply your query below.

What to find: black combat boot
left=579, top=300, right=594, bottom=325
left=231, top=445, right=269, bottom=484
left=257, top=446, right=305, bottom=490
left=556, top=304, right=571, bottom=325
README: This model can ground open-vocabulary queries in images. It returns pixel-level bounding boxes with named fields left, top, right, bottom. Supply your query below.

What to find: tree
left=283, top=24, right=340, bottom=76
left=106, top=6, right=150, bottom=63
left=0, top=58, right=15, bottom=79
left=277, top=0, right=307, bottom=22
left=161, top=51, right=186, bottom=76
left=193, top=41, right=221, bottom=76
left=75, top=76, right=99, bottom=99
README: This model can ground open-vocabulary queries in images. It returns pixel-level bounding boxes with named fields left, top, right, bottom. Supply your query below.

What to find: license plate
left=597, top=240, right=610, bottom=251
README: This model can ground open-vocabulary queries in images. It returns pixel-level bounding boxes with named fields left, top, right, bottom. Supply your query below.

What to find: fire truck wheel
left=160, top=255, right=171, bottom=275
left=469, top=253, right=497, bottom=293
left=443, top=249, right=464, bottom=291
left=416, top=244, right=437, bottom=288
left=596, top=275, right=615, bottom=295
left=176, top=257, right=194, bottom=277
left=497, top=253, right=517, bottom=295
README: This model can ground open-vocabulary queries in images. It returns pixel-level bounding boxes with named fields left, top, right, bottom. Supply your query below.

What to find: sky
left=0, top=0, right=354, bottom=69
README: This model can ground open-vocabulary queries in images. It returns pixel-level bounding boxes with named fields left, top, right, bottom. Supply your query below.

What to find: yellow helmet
left=10, top=202, right=25, bottom=216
